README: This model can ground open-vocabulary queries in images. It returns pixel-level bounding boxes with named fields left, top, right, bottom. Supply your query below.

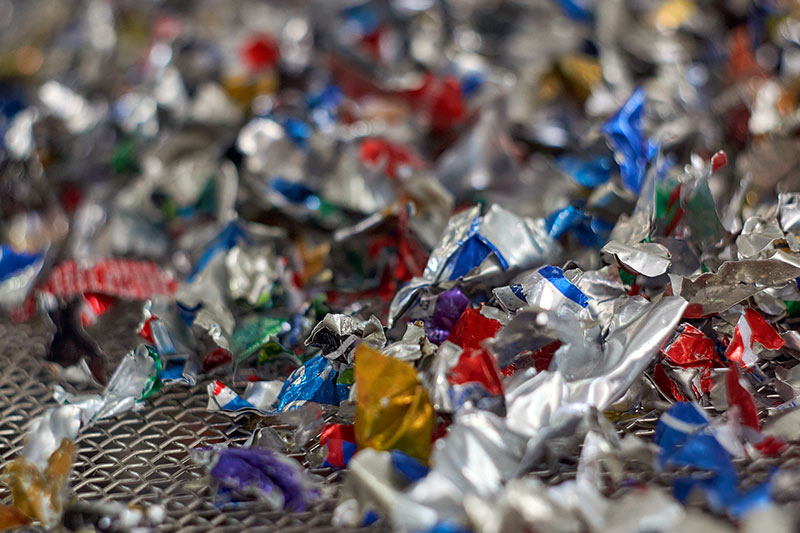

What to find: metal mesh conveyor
left=0, top=305, right=385, bottom=533
left=4, top=305, right=800, bottom=532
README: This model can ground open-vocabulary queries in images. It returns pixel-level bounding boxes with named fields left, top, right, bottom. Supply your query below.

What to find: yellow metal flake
left=299, top=240, right=331, bottom=284
left=538, top=70, right=563, bottom=104
left=558, top=54, right=602, bottom=101
left=354, top=344, right=435, bottom=462
left=0, top=504, right=31, bottom=529
left=652, top=0, right=697, bottom=31
left=224, top=73, right=278, bottom=106
left=0, top=439, right=76, bottom=529
left=769, top=235, right=800, bottom=256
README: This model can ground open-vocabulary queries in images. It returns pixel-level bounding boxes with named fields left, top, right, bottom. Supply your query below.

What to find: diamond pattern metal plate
left=0, top=305, right=384, bottom=533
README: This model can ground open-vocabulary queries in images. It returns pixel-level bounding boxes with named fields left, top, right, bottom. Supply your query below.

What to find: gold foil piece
left=0, top=504, right=31, bottom=529
left=652, top=0, right=697, bottom=31
left=0, top=439, right=76, bottom=529
left=299, top=240, right=331, bottom=284
left=354, top=344, right=435, bottom=462
left=224, top=73, right=278, bottom=106
left=557, top=54, right=602, bottom=102
left=538, top=70, right=563, bottom=104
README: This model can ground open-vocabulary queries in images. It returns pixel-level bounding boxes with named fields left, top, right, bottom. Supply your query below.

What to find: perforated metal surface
left=0, top=305, right=380, bottom=533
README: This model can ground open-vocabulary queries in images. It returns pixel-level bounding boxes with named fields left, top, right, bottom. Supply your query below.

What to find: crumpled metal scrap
left=7, top=1, right=800, bottom=532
